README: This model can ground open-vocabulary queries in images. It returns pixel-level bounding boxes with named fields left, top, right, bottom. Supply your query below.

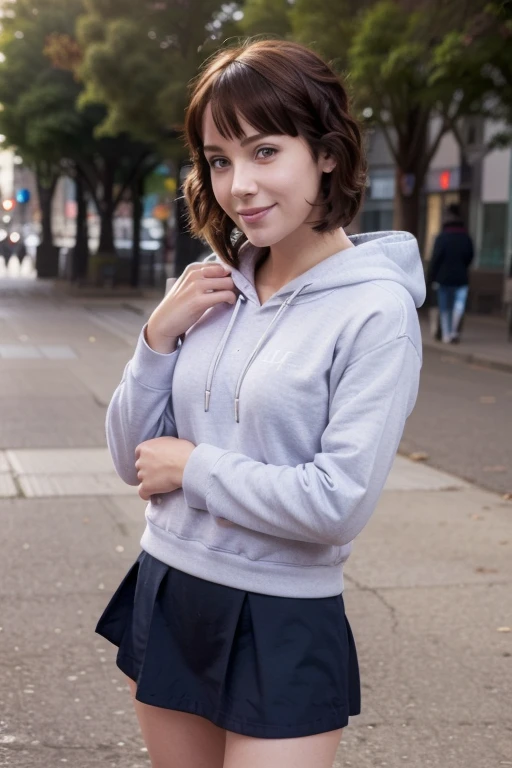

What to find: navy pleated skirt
left=95, top=550, right=361, bottom=739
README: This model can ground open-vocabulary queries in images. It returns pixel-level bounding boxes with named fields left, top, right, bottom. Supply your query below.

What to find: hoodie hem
left=140, top=519, right=344, bottom=599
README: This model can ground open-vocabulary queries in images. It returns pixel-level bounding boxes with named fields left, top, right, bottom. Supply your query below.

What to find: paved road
left=400, top=347, right=512, bottom=496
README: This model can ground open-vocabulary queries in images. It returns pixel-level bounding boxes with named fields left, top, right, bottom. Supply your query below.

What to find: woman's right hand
left=145, top=262, right=237, bottom=353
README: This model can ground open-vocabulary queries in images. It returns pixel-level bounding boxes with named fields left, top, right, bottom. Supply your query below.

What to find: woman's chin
left=245, top=233, right=272, bottom=248
left=244, top=229, right=287, bottom=249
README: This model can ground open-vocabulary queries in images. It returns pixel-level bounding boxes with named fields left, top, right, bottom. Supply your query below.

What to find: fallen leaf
left=502, top=493, right=512, bottom=501
left=408, top=452, right=429, bottom=462
left=479, top=396, right=497, bottom=404
left=470, top=514, right=484, bottom=520
left=483, top=465, right=507, bottom=473
left=497, top=627, right=511, bottom=633
left=475, top=566, right=498, bottom=574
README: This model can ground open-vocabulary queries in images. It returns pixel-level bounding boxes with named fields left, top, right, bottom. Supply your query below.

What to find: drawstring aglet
left=235, top=398, right=240, bottom=423
left=205, top=390, right=211, bottom=412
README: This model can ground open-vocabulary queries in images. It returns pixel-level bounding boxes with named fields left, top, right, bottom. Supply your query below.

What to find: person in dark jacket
left=428, top=204, right=474, bottom=343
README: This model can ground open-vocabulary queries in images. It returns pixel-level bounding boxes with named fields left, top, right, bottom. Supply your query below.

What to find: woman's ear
left=320, top=151, right=336, bottom=174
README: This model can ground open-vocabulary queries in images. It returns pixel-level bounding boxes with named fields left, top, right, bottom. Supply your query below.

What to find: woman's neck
left=255, top=227, right=353, bottom=293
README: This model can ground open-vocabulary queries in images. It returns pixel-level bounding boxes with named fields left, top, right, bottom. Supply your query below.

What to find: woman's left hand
left=135, top=437, right=196, bottom=501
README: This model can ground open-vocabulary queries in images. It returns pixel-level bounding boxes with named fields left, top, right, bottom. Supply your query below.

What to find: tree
left=290, top=0, right=374, bottom=71
left=0, top=0, right=87, bottom=277
left=75, top=0, right=242, bottom=276
left=348, top=0, right=490, bottom=236
left=432, top=1, right=512, bottom=150
left=237, top=0, right=292, bottom=38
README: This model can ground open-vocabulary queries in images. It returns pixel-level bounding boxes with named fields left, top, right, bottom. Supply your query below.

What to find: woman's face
left=202, top=104, right=335, bottom=250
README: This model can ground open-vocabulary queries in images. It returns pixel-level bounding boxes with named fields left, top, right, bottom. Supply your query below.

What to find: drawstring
left=204, top=293, right=246, bottom=412
left=204, top=284, right=310, bottom=422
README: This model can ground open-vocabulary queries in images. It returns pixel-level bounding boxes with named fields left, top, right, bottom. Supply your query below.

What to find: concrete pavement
left=420, top=312, right=512, bottom=374
left=0, top=278, right=510, bottom=767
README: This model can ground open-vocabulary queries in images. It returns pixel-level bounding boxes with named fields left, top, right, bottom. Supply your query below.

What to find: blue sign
left=16, top=188, right=30, bottom=204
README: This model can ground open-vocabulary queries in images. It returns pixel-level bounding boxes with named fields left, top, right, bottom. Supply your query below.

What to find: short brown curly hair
left=183, top=39, right=367, bottom=268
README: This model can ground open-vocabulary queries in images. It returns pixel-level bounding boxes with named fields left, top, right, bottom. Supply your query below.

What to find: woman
left=96, top=39, right=425, bottom=768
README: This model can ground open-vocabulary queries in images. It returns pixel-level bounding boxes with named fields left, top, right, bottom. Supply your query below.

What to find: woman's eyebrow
left=203, top=133, right=274, bottom=153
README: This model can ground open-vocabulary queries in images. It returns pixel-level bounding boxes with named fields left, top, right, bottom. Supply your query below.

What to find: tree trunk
left=37, top=181, right=55, bottom=248
left=393, top=168, right=422, bottom=236
left=392, top=110, right=429, bottom=237
left=130, top=174, right=144, bottom=288
left=35, top=175, right=59, bottom=278
left=97, top=157, right=117, bottom=256
left=71, top=175, right=89, bottom=282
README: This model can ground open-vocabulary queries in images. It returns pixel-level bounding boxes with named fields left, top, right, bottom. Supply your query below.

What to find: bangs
left=204, top=61, right=298, bottom=143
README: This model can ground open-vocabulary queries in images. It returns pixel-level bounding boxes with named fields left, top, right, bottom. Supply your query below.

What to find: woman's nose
left=231, top=164, right=258, bottom=198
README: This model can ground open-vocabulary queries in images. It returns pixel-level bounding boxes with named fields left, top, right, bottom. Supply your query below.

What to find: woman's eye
left=256, top=147, right=277, bottom=159
left=209, top=158, right=229, bottom=170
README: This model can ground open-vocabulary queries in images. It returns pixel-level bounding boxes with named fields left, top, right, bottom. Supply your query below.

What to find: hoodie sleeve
left=106, top=325, right=181, bottom=486
left=181, top=334, right=421, bottom=547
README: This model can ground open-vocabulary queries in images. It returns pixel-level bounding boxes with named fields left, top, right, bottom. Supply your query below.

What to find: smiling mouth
left=238, top=205, right=276, bottom=223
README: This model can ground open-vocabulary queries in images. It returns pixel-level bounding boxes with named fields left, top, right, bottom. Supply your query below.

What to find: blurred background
left=0, top=0, right=509, bottom=311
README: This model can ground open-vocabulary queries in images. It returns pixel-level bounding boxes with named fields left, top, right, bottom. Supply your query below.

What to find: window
left=361, top=209, right=394, bottom=232
left=480, top=203, right=507, bottom=269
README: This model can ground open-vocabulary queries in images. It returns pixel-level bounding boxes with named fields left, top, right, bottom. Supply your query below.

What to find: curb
left=422, top=338, right=512, bottom=374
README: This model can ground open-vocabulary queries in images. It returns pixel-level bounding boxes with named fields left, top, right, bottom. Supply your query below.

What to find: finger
left=183, top=262, right=208, bottom=273
left=198, top=277, right=235, bottom=292
left=207, top=290, right=238, bottom=306
left=199, top=264, right=231, bottom=278
left=138, top=484, right=151, bottom=501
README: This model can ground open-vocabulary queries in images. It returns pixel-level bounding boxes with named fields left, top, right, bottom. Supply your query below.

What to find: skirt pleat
left=96, top=551, right=361, bottom=738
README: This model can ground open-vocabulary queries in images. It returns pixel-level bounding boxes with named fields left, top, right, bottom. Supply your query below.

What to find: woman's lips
left=238, top=204, right=276, bottom=224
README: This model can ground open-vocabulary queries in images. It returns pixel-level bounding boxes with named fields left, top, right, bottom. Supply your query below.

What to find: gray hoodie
left=107, top=231, right=425, bottom=598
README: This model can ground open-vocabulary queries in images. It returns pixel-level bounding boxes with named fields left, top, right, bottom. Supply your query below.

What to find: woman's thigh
left=223, top=728, right=343, bottom=768
left=126, top=677, right=226, bottom=768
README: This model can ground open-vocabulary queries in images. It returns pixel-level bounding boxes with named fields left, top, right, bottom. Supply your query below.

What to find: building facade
left=360, top=117, right=512, bottom=313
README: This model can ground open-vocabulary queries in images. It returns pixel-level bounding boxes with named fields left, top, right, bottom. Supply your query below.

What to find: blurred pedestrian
left=96, top=39, right=425, bottom=768
left=428, top=203, right=474, bottom=344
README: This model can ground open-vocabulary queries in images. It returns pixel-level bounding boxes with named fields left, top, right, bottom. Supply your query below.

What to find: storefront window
left=480, top=203, right=507, bottom=269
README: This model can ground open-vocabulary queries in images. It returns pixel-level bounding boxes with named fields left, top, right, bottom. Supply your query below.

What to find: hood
left=203, top=231, right=425, bottom=422
left=230, top=230, right=426, bottom=309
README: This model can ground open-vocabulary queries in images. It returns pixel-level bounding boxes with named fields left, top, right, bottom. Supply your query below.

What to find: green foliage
left=431, top=1, right=512, bottom=129
left=290, top=0, right=373, bottom=73
left=0, top=0, right=85, bottom=178
left=76, top=0, right=241, bottom=145
left=238, top=0, right=292, bottom=38
left=348, top=2, right=435, bottom=125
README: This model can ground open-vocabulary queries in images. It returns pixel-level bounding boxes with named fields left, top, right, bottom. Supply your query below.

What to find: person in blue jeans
left=428, top=204, right=474, bottom=343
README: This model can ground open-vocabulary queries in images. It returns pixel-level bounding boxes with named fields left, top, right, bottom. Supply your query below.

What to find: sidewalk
left=420, top=311, right=512, bottom=373
left=0, top=279, right=511, bottom=767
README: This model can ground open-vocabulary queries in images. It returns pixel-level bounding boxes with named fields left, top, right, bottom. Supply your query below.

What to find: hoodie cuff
left=182, top=443, right=229, bottom=511
left=129, top=324, right=182, bottom=390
